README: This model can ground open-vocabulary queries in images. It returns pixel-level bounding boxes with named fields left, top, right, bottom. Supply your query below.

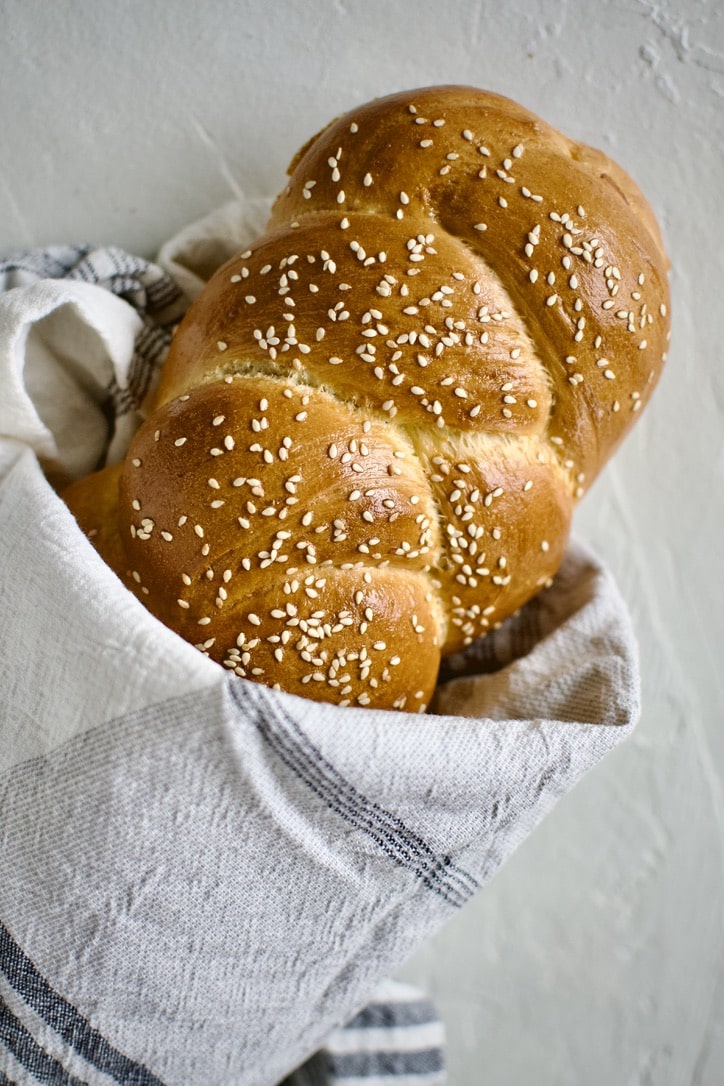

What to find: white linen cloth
left=0, top=201, right=640, bottom=1086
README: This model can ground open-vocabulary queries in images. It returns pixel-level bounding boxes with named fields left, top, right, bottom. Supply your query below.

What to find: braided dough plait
left=62, top=85, right=670, bottom=713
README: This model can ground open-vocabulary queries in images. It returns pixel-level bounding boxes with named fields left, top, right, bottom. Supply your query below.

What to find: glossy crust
left=62, top=85, right=670, bottom=712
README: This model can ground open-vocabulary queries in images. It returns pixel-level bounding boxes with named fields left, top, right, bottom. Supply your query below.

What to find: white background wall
left=2, top=0, right=722, bottom=1082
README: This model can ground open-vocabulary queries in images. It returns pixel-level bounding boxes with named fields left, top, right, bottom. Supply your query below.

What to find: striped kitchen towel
left=282, top=981, right=445, bottom=1085
left=0, top=199, right=641, bottom=1086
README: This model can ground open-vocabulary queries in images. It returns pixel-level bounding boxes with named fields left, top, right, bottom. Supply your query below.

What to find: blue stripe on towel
left=0, top=993, right=86, bottom=1086
left=0, top=922, right=164, bottom=1086
left=232, top=684, right=478, bottom=908
left=327, top=1046, right=444, bottom=1078
left=345, top=999, right=439, bottom=1030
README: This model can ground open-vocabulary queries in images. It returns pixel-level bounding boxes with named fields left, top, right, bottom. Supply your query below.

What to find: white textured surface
left=2, top=0, right=722, bottom=1082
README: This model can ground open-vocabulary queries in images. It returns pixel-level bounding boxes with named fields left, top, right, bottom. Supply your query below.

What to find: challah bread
left=62, top=85, right=670, bottom=712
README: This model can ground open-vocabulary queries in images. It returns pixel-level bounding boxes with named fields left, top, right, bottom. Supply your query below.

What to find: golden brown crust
left=62, top=462, right=127, bottom=576
left=62, top=85, right=670, bottom=711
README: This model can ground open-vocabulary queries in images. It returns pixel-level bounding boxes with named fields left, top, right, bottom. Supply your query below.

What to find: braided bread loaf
left=63, top=85, right=670, bottom=712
